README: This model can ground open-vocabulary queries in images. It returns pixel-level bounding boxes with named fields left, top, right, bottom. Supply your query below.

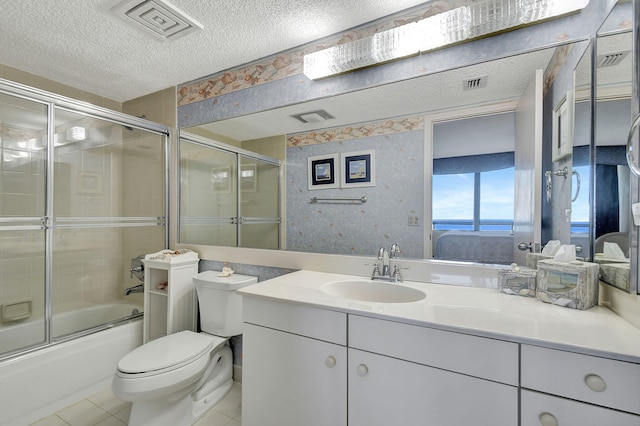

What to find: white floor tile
left=93, top=416, right=126, bottom=426
left=213, top=393, right=242, bottom=420
left=56, top=400, right=110, bottom=426
left=193, top=409, right=234, bottom=426
left=29, top=415, right=69, bottom=426
left=46, top=382, right=243, bottom=426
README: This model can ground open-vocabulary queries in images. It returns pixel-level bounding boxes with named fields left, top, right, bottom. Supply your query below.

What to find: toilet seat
left=112, top=331, right=230, bottom=402
left=117, top=331, right=217, bottom=377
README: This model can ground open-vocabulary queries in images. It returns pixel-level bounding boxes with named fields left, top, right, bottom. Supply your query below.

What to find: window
left=433, top=166, right=514, bottom=231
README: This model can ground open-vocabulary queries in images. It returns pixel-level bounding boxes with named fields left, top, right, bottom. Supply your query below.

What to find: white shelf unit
left=142, top=252, right=199, bottom=343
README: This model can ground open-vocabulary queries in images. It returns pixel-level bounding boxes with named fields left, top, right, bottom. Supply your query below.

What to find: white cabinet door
left=348, top=348, right=518, bottom=426
left=521, top=390, right=640, bottom=426
left=242, top=323, right=347, bottom=426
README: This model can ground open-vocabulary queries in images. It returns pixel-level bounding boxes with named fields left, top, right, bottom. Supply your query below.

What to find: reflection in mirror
left=571, top=43, right=592, bottom=260
left=594, top=1, right=633, bottom=292
left=179, top=134, right=281, bottom=250
left=432, top=111, right=516, bottom=264
left=183, top=44, right=583, bottom=264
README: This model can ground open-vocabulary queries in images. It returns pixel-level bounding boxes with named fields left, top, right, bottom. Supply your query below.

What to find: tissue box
left=499, top=268, right=537, bottom=297
left=525, top=253, right=553, bottom=269
left=536, top=260, right=599, bottom=310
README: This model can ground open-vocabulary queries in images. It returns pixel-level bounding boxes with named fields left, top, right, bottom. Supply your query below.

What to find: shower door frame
left=0, top=78, right=171, bottom=360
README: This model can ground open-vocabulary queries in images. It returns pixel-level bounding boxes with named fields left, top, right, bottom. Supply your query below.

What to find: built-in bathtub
left=0, top=303, right=143, bottom=426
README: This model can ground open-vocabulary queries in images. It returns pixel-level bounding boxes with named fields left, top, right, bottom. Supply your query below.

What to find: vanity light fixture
left=303, top=0, right=590, bottom=80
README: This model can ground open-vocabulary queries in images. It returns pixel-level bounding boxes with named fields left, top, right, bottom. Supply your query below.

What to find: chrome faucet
left=124, top=284, right=144, bottom=296
left=372, top=244, right=403, bottom=282
left=378, top=247, right=390, bottom=277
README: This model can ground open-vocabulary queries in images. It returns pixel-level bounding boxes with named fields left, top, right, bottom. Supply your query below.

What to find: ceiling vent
left=597, top=51, right=630, bottom=68
left=112, top=0, right=203, bottom=42
left=463, top=76, right=488, bottom=91
left=291, top=110, right=335, bottom=124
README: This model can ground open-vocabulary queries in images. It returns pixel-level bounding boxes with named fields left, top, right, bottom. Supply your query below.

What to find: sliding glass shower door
left=0, top=80, right=169, bottom=359
left=0, top=92, right=48, bottom=354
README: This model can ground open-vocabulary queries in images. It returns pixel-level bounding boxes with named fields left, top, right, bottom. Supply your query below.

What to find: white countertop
left=238, top=270, right=640, bottom=363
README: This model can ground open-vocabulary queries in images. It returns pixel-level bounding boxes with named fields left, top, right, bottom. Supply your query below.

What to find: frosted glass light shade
left=303, top=0, right=590, bottom=80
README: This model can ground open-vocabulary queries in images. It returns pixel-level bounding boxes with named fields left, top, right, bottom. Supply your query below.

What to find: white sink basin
left=321, top=280, right=426, bottom=303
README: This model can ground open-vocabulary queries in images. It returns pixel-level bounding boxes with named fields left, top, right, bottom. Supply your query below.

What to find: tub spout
left=124, top=284, right=144, bottom=296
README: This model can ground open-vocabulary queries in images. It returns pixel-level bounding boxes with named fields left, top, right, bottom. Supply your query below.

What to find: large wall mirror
left=594, top=0, right=634, bottom=293
left=181, top=41, right=587, bottom=263
left=179, top=1, right=630, bottom=285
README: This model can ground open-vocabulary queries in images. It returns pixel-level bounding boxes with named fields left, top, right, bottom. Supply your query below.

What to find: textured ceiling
left=0, top=0, right=430, bottom=102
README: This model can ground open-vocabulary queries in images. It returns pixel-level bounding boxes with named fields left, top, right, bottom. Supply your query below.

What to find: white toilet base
left=127, top=378, right=233, bottom=426
left=126, top=345, right=234, bottom=426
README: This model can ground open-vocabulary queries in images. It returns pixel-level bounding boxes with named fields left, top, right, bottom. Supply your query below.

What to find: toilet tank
left=193, top=271, right=257, bottom=337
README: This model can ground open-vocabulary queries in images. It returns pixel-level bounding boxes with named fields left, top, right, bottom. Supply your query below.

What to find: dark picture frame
left=341, top=150, right=375, bottom=188
left=308, top=154, right=339, bottom=190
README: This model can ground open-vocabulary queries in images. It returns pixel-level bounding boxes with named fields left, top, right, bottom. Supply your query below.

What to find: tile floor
left=30, top=382, right=242, bottom=426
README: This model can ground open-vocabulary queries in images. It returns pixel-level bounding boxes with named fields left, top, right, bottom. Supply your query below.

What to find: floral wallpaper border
left=177, top=1, right=473, bottom=107
left=286, top=115, right=424, bottom=148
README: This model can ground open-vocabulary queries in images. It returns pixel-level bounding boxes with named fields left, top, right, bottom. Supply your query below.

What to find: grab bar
left=310, top=196, right=367, bottom=204
left=544, top=167, right=579, bottom=203
left=571, top=170, right=580, bottom=202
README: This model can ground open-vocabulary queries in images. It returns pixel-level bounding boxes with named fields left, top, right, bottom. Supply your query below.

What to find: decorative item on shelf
left=144, top=249, right=198, bottom=264
left=536, top=254, right=599, bottom=310
left=499, top=263, right=537, bottom=297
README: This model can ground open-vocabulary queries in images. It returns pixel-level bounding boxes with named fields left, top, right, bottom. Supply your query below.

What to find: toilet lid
left=118, top=331, right=215, bottom=374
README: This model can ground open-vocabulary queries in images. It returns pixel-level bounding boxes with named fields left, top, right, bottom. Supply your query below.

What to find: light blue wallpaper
left=286, top=130, right=424, bottom=258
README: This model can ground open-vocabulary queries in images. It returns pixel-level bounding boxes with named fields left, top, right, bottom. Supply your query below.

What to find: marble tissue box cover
left=536, top=260, right=599, bottom=310
left=498, top=268, right=537, bottom=297
left=525, top=252, right=554, bottom=270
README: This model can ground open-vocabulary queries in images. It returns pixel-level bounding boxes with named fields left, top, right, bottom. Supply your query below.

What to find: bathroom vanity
left=239, top=270, right=640, bottom=426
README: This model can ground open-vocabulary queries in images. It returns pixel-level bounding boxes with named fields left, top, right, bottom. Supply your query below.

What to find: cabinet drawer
left=349, top=315, right=518, bottom=385
left=521, top=345, right=640, bottom=414
left=243, top=297, right=346, bottom=345
left=349, top=348, right=518, bottom=426
left=521, top=390, right=640, bottom=426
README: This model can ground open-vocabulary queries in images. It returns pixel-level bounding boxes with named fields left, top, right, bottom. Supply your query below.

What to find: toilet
left=112, top=271, right=257, bottom=426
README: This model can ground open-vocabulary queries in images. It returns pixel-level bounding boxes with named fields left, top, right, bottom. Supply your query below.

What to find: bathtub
left=0, top=303, right=143, bottom=426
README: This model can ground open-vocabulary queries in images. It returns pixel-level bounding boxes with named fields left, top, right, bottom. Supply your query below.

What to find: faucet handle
left=390, top=243, right=400, bottom=258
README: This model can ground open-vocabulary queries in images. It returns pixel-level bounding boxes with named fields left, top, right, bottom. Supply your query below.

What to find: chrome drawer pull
left=584, top=374, right=606, bottom=392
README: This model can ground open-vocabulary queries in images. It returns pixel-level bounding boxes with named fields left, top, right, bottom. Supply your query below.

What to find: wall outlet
left=408, top=215, right=420, bottom=226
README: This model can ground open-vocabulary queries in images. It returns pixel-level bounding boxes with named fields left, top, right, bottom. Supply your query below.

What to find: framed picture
left=212, top=166, right=231, bottom=193
left=341, top=150, right=375, bottom=188
left=552, top=91, right=574, bottom=162
left=308, top=154, right=339, bottom=190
